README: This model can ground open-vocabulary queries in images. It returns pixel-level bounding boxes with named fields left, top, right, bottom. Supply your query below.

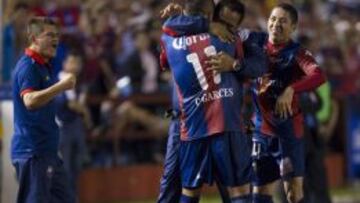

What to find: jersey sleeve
left=291, top=48, right=326, bottom=93
left=18, top=64, right=41, bottom=97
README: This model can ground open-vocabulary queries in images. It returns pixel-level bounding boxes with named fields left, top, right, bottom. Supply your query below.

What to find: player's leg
left=157, top=119, right=182, bottom=203
left=13, top=156, right=54, bottom=203
left=211, top=132, right=252, bottom=203
left=214, top=177, right=231, bottom=203
left=13, top=155, right=74, bottom=203
left=253, top=182, right=278, bottom=203
left=179, top=138, right=210, bottom=203
left=279, top=125, right=305, bottom=203
left=252, top=134, right=281, bottom=203
left=283, top=177, right=304, bottom=203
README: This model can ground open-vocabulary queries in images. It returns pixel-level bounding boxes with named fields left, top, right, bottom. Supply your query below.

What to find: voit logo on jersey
left=172, top=34, right=210, bottom=50
left=195, top=88, right=234, bottom=106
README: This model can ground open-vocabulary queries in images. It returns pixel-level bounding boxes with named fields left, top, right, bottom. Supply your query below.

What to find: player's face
left=267, top=7, right=296, bottom=44
left=219, top=6, right=242, bottom=32
left=35, top=25, right=60, bottom=59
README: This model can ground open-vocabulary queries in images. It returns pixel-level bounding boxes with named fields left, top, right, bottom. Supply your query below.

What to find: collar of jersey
left=25, top=48, right=47, bottom=66
left=266, top=40, right=292, bottom=54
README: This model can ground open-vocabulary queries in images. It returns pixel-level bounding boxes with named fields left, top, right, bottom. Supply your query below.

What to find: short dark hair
left=214, top=0, right=245, bottom=23
left=275, top=3, right=298, bottom=24
left=184, top=0, right=214, bottom=16
left=27, top=17, right=59, bottom=40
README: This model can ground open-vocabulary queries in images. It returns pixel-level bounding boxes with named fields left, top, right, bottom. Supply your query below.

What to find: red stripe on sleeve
left=20, top=88, right=34, bottom=97
left=162, top=26, right=179, bottom=37
left=291, top=48, right=326, bottom=93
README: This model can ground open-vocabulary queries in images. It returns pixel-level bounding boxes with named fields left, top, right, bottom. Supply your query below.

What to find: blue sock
left=180, top=194, right=199, bottom=203
left=253, top=194, right=273, bottom=203
left=231, top=194, right=252, bottom=203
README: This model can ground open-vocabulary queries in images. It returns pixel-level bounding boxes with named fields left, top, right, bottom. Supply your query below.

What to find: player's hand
left=160, top=3, right=183, bottom=19
left=206, top=52, right=236, bottom=73
left=210, top=22, right=235, bottom=43
left=59, top=72, right=76, bottom=90
left=275, top=86, right=294, bottom=119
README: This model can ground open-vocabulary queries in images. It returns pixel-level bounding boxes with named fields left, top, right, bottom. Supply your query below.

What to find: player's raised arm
left=23, top=72, right=76, bottom=110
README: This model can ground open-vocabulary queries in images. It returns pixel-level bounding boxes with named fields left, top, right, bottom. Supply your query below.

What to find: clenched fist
left=58, top=72, right=76, bottom=90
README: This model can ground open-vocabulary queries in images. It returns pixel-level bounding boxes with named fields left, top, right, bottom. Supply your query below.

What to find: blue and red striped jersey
left=245, top=32, right=326, bottom=138
left=162, top=32, right=244, bottom=141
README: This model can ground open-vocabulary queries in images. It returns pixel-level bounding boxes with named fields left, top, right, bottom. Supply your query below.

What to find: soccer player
left=11, top=17, right=76, bottom=203
left=158, top=1, right=266, bottom=202
left=160, top=1, right=267, bottom=203
left=207, top=3, right=326, bottom=203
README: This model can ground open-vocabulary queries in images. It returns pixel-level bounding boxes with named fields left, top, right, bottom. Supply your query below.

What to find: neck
left=28, top=44, right=49, bottom=62
left=269, top=37, right=290, bottom=46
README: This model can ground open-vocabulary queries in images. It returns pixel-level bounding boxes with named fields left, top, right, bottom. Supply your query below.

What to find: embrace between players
left=158, top=1, right=326, bottom=203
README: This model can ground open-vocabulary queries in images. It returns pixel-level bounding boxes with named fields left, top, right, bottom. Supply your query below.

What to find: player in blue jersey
left=11, top=17, right=76, bottom=203
left=157, top=13, right=232, bottom=203
left=158, top=1, right=266, bottom=202
left=207, top=3, right=326, bottom=203
left=161, top=1, right=267, bottom=203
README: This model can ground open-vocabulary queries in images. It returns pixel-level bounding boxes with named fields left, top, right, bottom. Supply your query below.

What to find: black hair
left=275, top=3, right=298, bottom=24
left=184, top=0, right=214, bottom=16
left=214, top=0, right=245, bottom=23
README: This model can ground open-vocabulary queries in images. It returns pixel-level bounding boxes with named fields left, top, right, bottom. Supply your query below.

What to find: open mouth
left=272, top=28, right=282, bottom=35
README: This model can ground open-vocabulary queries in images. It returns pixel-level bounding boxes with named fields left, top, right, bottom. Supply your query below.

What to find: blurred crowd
left=1, top=0, right=360, bottom=171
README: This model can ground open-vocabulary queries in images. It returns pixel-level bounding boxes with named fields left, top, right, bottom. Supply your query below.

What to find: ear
left=290, top=23, right=297, bottom=33
left=32, top=35, right=39, bottom=45
left=29, top=34, right=36, bottom=44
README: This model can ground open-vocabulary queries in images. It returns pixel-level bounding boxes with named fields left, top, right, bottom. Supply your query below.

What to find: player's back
left=162, top=33, right=244, bottom=141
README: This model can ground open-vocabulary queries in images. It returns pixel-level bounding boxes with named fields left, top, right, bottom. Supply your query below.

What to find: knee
left=286, top=186, right=303, bottom=203
left=253, top=182, right=277, bottom=196
left=228, top=183, right=251, bottom=197
left=182, top=187, right=201, bottom=197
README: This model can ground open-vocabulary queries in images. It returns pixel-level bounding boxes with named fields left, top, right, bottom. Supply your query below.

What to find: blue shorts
left=252, top=132, right=305, bottom=186
left=180, top=132, right=252, bottom=189
left=12, top=154, right=75, bottom=203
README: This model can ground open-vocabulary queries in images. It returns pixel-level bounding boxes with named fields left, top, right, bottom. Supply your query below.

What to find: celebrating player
left=206, top=3, right=326, bottom=203
left=11, top=17, right=76, bottom=203
left=160, top=0, right=268, bottom=202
